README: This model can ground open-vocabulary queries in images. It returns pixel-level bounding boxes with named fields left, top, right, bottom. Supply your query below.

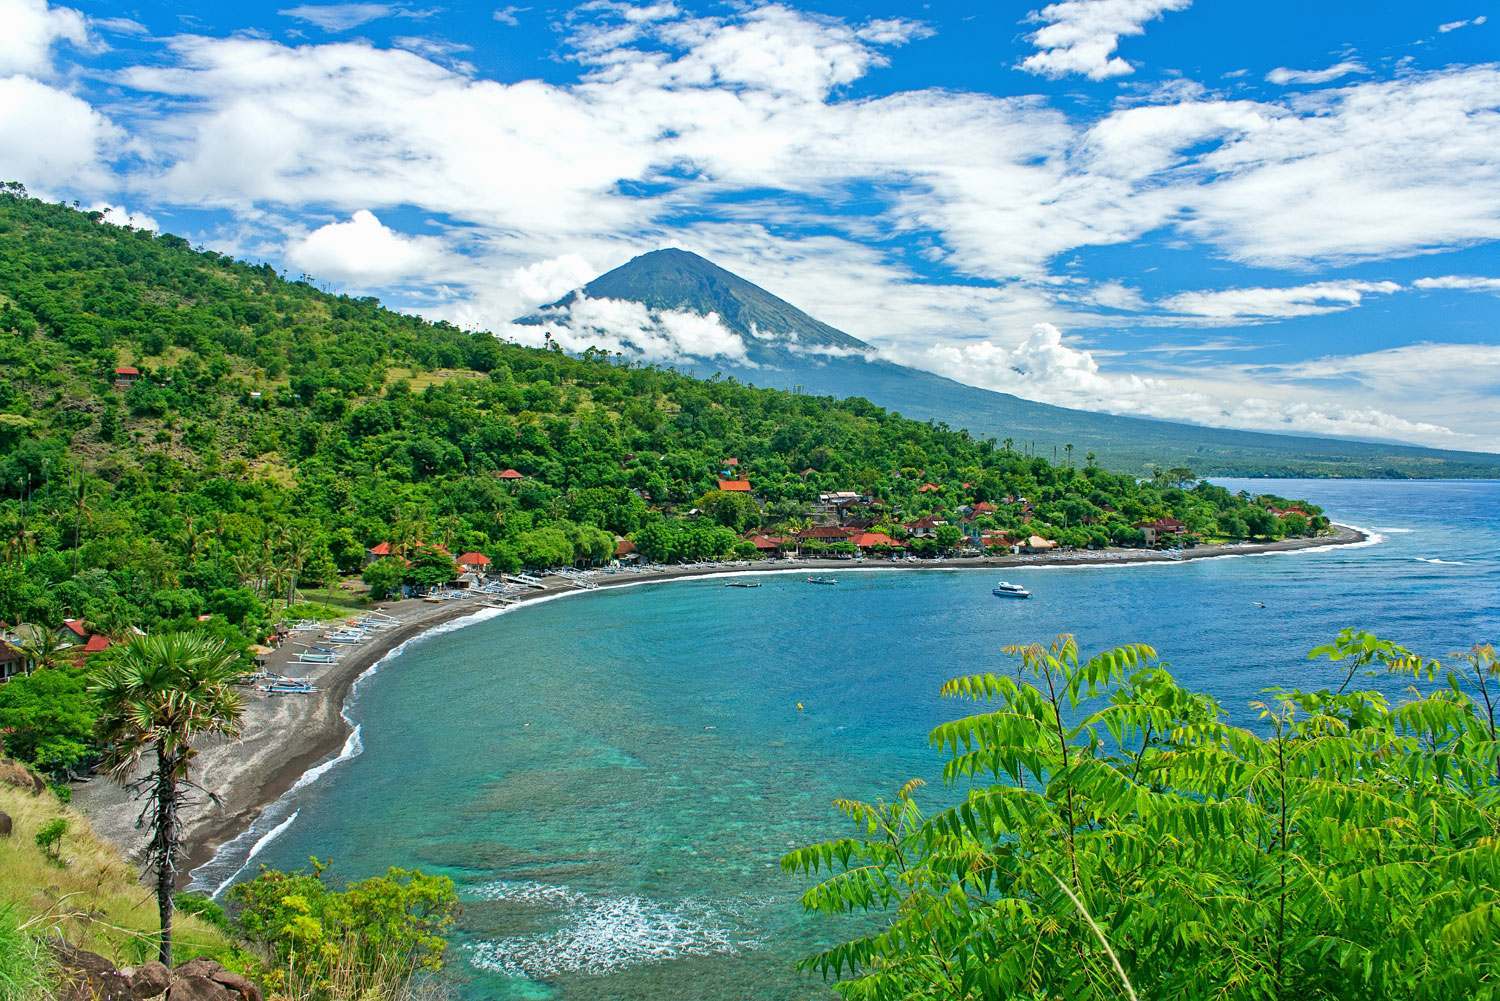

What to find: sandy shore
left=70, top=524, right=1366, bottom=884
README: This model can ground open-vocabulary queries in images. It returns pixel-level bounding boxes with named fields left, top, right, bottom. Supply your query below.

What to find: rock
left=0, top=757, right=46, bottom=795
left=166, top=977, right=232, bottom=1001
left=171, top=956, right=262, bottom=1001
left=126, top=961, right=172, bottom=999
left=0, top=809, right=11, bottom=837
left=50, top=940, right=134, bottom=1001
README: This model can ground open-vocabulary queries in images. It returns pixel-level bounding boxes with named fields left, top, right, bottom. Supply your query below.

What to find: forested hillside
left=0, top=187, right=1318, bottom=653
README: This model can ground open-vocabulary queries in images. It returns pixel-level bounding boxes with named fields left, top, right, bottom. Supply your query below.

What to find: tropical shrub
left=231, top=859, right=458, bottom=996
left=784, top=633, right=1500, bottom=1000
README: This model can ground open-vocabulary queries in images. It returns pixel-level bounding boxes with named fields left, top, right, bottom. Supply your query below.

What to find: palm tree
left=15, top=625, right=64, bottom=676
left=90, top=634, right=245, bottom=966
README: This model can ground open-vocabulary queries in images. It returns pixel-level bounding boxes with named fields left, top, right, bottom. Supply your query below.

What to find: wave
left=1415, top=557, right=1468, bottom=565
left=1374, top=527, right=1415, bottom=533
left=463, top=880, right=760, bottom=978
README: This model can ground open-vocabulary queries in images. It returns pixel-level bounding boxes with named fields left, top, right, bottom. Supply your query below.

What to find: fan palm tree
left=90, top=633, right=245, bottom=966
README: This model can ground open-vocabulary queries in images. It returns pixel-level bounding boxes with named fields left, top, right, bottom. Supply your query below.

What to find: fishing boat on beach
left=807, top=576, right=838, bottom=585
left=993, top=581, right=1031, bottom=598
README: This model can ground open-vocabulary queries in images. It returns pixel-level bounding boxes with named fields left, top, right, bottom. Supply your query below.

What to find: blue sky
left=3, top=0, right=1499, bottom=450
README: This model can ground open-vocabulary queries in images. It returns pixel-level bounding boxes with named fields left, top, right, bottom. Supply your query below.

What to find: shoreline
left=70, top=524, right=1367, bottom=886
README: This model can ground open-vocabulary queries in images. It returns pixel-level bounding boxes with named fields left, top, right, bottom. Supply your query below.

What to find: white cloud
left=1265, top=60, right=1368, bottom=86
left=510, top=294, right=749, bottom=363
left=1019, top=0, right=1191, bottom=81
left=902, top=323, right=1498, bottom=449
left=492, top=6, right=528, bottom=27
left=0, top=0, right=88, bottom=76
left=1160, top=280, right=1402, bottom=320
left=277, top=4, right=424, bottom=32
left=1438, top=15, right=1486, bottom=33
left=287, top=210, right=448, bottom=283
left=91, top=202, right=159, bottom=231
left=1414, top=274, right=1500, bottom=293
left=0, top=75, right=119, bottom=187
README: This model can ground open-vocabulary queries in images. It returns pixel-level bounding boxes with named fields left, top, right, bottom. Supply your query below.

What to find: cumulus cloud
left=492, top=7, right=528, bottom=27
left=287, top=210, right=448, bottom=283
left=1019, top=0, right=1191, bottom=81
left=91, top=202, right=159, bottom=231
left=1414, top=274, right=1500, bottom=293
left=0, top=75, right=119, bottom=187
left=1265, top=60, right=1368, bottom=86
left=901, top=323, right=1496, bottom=449
left=512, top=294, right=749, bottom=363
left=0, top=0, right=88, bottom=76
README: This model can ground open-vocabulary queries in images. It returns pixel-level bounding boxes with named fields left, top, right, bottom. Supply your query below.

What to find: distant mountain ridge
left=517, top=249, right=1500, bottom=478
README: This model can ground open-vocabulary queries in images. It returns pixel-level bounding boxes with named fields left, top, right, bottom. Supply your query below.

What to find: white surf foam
left=1416, top=557, right=1468, bottom=565
left=464, top=881, right=755, bottom=977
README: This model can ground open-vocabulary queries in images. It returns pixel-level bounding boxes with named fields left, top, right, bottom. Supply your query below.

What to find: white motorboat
left=993, top=581, right=1031, bottom=599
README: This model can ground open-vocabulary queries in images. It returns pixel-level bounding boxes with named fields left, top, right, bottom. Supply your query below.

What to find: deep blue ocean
left=194, top=479, right=1498, bottom=1001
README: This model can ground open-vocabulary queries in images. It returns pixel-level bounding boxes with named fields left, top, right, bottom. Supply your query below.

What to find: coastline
left=70, top=524, right=1367, bottom=887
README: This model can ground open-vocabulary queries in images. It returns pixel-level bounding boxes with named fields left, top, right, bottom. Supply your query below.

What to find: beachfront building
left=455, top=551, right=491, bottom=574
left=903, top=516, right=945, bottom=539
left=848, top=531, right=903, bottom=552
left=1023, top=535, right=1058, bottom=553
left=1133, top=516, right=1186, bottom=546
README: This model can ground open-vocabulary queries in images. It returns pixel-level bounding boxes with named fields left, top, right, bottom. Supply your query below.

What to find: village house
left=455, top=552, right=491, bottom=574
left=717, top=479, right=753, bottom=493
left=903, top=515, right=945, bottom=539
left=1133, top=516, right=1186, bottom=546
left=0, top=639, right=25, bottom=681
left=113, top=366, right=140, bottom=387
left=848, top=531, right=903, bottom=552
left=495, top=468, right=525, bottom=481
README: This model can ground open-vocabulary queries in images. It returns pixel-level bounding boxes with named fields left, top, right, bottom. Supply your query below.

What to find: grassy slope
left=0, top=780, right=237, bottom=968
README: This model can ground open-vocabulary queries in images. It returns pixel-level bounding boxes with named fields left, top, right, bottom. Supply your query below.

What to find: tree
left=90, top=633, right=246, bottom=966
left=785, top=632, right=1500, bottom=1001
left=0, top=666, right=96, bottom=772
left=361, top=557, right=405, bottom=600
left=934, top=524, right=962, bottom=551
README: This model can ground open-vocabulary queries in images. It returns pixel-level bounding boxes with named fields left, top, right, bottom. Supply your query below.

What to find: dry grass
left=0, top=781, right=237, bottom=967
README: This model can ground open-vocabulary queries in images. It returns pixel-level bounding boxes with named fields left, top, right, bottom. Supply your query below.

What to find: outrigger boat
left=724, top=581, right=762, bottom=588
left=992, top=580, right=1031, bottom=599
left=807, top=576, right=838, bottom=585
left=262, top=677, right=316, bottom=694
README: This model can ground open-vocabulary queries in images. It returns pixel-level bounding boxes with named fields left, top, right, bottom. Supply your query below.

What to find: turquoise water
left=195, top=479, right=1498, bottom=1000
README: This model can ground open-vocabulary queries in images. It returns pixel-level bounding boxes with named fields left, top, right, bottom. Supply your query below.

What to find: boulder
left=0, top=809, right=10, bottom=837
left=172, top=956, right=263, bottom=1001
left=124, top=961, right=172, bottom=999
left=50, top=940, right=133, bottom=1001
left=0, top=757, right=46, bottom=796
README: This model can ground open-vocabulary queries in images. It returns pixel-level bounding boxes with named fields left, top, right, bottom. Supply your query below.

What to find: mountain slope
left=520, top=250, right=1500, bottom=477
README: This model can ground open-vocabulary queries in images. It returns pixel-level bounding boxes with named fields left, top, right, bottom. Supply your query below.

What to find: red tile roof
left=850, top=532, right=902, bottom=548
left=723, top=457, right=739, bottom=466
left=745, top=534, right=781, bottom=550
left=616, top=538, right=637, bottom=556
left=368, top=542, right=392, bottom=555
left=455, top=552, right=490, bottom=566
left=497, top=469, right=525, bottom=479
left=83, top=634, right=111, bottom=653
left=114, top=366, right=139, bottom=376
left=717, top=479, right=752, bottom=492
left=800, top=468, right=816, bottom=475
left=62, top=619, right=88, bottom=637
left=918, top=483, right=941, bottom=493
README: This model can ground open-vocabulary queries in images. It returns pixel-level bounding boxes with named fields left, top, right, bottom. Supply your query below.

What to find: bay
left=225, top=479, right=1498, bottom=1000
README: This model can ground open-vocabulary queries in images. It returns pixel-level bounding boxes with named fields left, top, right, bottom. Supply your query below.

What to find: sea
left=190, top=479, right=1498, bottom=1000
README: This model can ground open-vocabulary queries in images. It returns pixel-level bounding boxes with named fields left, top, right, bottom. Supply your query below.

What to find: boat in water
left=807, top=576, right=838, bottom=585
left=725, top=581, right=762, bottom=588
left=993, top=580, right=1031, bottom=599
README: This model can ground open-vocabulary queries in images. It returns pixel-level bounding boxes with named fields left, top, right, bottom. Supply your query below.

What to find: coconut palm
left=90, top=633, right=245, bottom=966
left=14, top=624, right=64, bottom=676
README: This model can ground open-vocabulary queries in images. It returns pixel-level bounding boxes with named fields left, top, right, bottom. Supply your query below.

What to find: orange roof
left=616, top=538, right=637, bottom=556
left=850, top=532, right=902, bottom=548
left=497, top=469, right=525, bottom=479
left=717, top=479, right=752, bottom=492
left=455, top=552, right=490, bottom=565
left=368, top=542, right=392, bottom=555
left=62, top=619, right=88, bottom=637
left=723, top=457, right=739, bottom=466
left=918, top=483, right=941, bottom=493
left=114, top=366, right=139, bottom=375
left=83, top=635, right=111, bottom=653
